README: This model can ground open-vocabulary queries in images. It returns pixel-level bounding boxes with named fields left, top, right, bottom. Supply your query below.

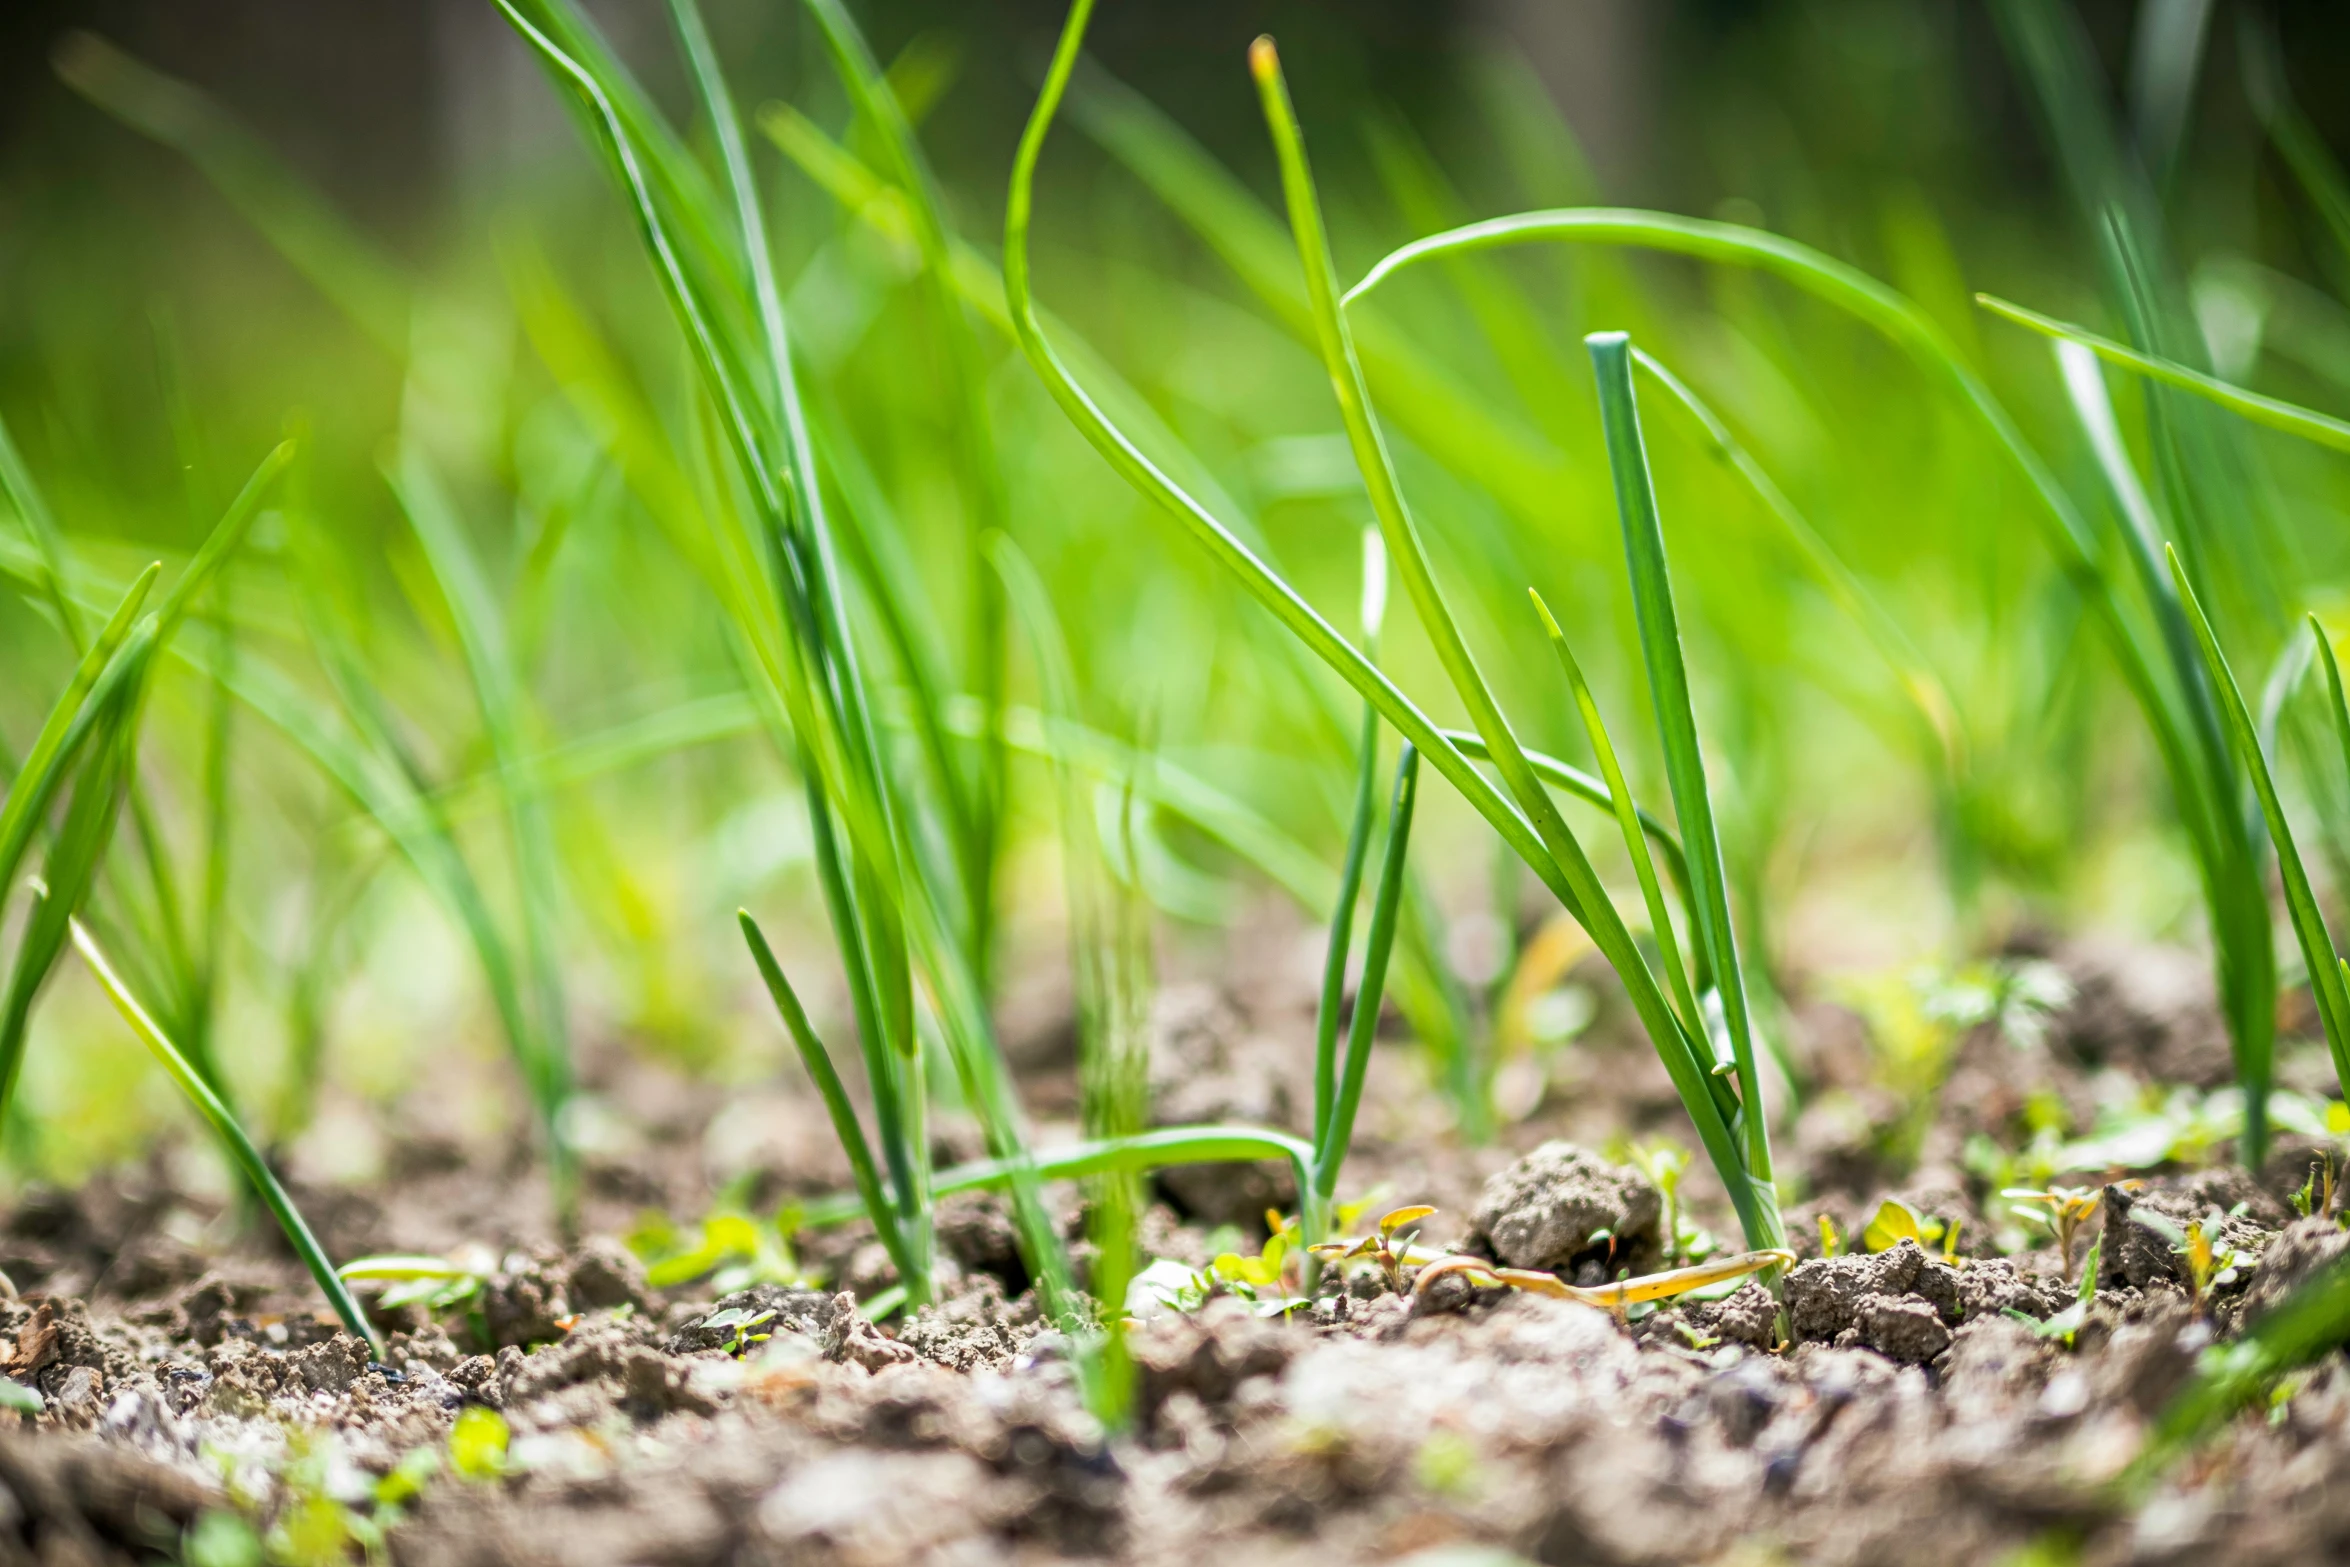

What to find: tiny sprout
left=448, top=1406, right=509, bottom=1482
left=1308, top=1203, right=1436, bottom=1295
left=698, top=1306, right=778, bottom=1356
left=2003, top=1185, right=2102, bottom=1282
left=1817, top=1214, right=1841, bottom=1258
left=2291, top=1154, right=2337, bottom=1221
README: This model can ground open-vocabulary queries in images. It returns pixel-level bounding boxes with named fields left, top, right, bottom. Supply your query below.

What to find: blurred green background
left=2, top=0, right=2348, bottom=1200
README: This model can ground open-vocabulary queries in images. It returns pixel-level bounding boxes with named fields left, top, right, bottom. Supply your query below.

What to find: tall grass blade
left=738, top=911, right=909, bottom=1278
left=68, top=915, right=379, bottom=1355
left=2168, top=549, right=2309, bottom=1138
left=1312, top=744, right=1418, bottom=1205
left=1588, top=331, right=1773, bottom=1197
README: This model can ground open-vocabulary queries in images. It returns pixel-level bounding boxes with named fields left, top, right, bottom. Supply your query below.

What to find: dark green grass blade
left=1256, top=36, right=1765, bottom=1248
left=1313, top=744, right=1418, bottom=1205
left=2168, top=548, right=2305, bottom=1134
left=738, top=911, right=909, bottom=1279
left=1531, top=589, right=1702, bottom=1039
left=1980, top=294, right=2350, bottom=456
left=69, top=915, right=379, bottom=1355
left=1588, top=331, right=1772, bottom=1187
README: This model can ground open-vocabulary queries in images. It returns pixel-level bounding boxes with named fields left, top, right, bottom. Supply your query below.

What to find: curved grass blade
left=2168, top=549, right=2319, bottom=1128
left=0, top=643, right=150, bottom=1117
left=738, top=911, right=909, bottom=1280
left=1978, top=293, right=2350, bottom=456
left=1312, top=744, right=1418, bottom=1207
left=1002, top=0, right=1568, bottom=918
left=69, top=915, right=379, bottom=1355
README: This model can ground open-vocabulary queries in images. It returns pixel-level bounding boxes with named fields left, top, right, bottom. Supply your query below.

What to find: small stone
left=1469, top=1142, right=1662, bottom=1276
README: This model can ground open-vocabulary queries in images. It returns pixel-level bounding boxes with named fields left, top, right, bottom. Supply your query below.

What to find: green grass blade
left=738, top=911, right=910, bottom=1279
left=1312, top=694, right=1381, bottom=1162
left=69, top=915, right=379, bottom=1355
left=1251, top=41, right=1763, bottom=1245
left=1979, top=293, right=2350, bottom=456
left=799, top=0, right=1008, bottom=980
left=0, top=654, right=147, bottom=1117
left=1588, top=331, right=1772, bottom=1190
left=2168, top=548, right=2308, bottom=1137
left=0, top=566, right=158, bottom=902
left=1002, top=11, right=1572, bottom=923
left=1313, top=744, right=1418, bottom=1205
left=1531, top=590, right=1702, bottom=1038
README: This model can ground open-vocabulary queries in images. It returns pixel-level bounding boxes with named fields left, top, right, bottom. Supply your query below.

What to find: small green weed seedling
left=2291, top=1154, right=2338, bottom=1221
left=1860, top=1197, right=1962, bottom=1263
left=2128, top=1206, right=2253, bottom=1313
left=1308, top=1204, right=1438, bottom=1295
left=337, top=1256, right=485, bottom=1316
left=696, top=1306, right=777, bottom=1357
left=1614, top=1143, right=1716, bottom=1267
left=2009, top=1238, right=2102, bottom=1346
left=2004, top=1186, right=2104, bottom=1283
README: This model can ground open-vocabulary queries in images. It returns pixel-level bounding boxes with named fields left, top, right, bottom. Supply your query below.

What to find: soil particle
left=894, top=1275, right=1034, bottom=1372
left=288, top=1334, right=369, bottom=1395
left=481, top=1250, right=574, bottom=1348
left=1467, top=1141, right=1661, bottom=1279
left=931, top=1193, right=1026, bottom=1293
left=826, top=1293, right=920, bottom=1373
left=2240, top=1216, right=2350, bottom=1326
left=563, top=1238, right=649, bottom=1313
left=1857, top=1296, right=1952, bottom=1364
left=1134, top=1296, right=1295, bottom=1423
left=1784, top=1240, right=1968, bottom=1345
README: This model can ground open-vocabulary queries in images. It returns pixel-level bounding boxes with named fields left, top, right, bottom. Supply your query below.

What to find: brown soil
left=2, top=935, right=2347, bottom=1567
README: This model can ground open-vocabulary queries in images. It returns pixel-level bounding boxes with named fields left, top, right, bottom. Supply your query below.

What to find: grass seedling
left=1007, top=0, right=1787, bottom=1256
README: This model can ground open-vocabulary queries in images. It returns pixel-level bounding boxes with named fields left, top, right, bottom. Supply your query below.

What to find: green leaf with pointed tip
left=2171, top=555, right=2350, bottom=1106
left=1980, top=293, right=2350, bottom=455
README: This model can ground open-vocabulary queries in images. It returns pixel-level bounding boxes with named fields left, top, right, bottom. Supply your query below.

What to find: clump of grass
left=1007, top=1, right=1789, bottom=1254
